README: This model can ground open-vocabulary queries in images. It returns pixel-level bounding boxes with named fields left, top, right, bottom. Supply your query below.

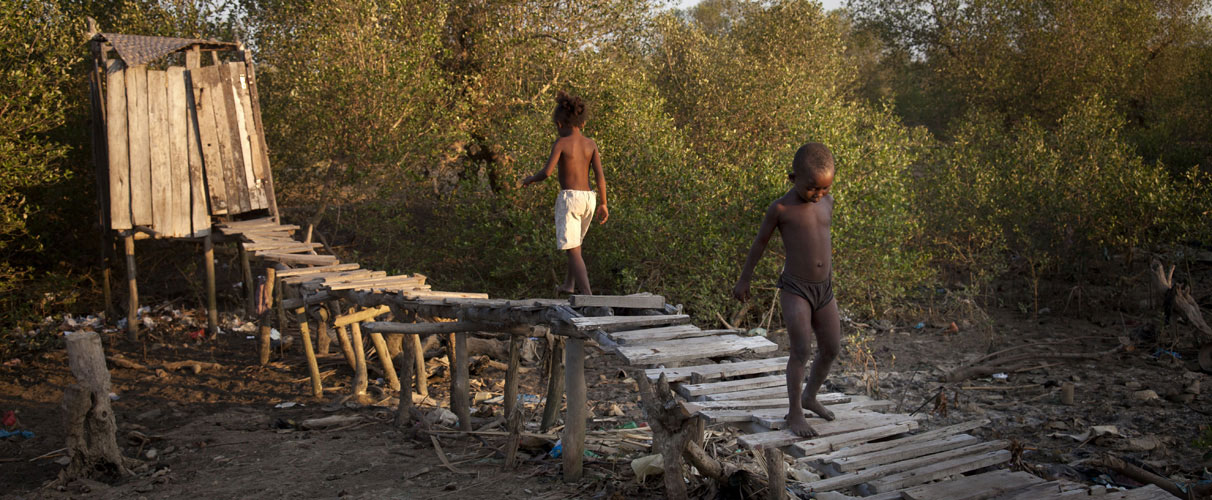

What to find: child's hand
left=732, top=280, right=750, bottom=302
left=520, top=175, right=535, bottom=187
left=596, top=203, right=609, bottom=224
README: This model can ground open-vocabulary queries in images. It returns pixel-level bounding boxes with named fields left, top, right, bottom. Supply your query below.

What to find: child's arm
left=733, top=203, right=779, bottom=302
left=591, top=146, right=608, bottom=223
left=522, top=142, right=561, bottom=187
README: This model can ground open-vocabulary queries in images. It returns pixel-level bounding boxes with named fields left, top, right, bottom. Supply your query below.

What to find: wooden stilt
left=504, top=403, right=521, bottom=469
left=764, top=448, right=786, bottom=500
left=331, top=302, right=357, bottom=370
left=368, top=330, right=400, bottom=391
left=123, top=232, right=138, bottom=342
left=562, top=337, right=586, bottom=482
left=451, top=332, right=472, bottom=431
left=257, top=267, right=276, bottom=365
left=203, top=233, right=218, bottom=338
left=395, top=330, right=414, bottom=428
left=238, top=244, right=253, bottom=316
left=412, top=333, right=428, bottom=396
left=274, top=272, right=287, bottom=336
left=294, top=306, right=323, bottom=398
left=504, top=335, right=523, bottom=418
left=101, top=235, right=115, bottom=322
left=350, top=315, right=368, bottom=396
left=315, top=306, right=331, bottom=356
left=689, top=373, right=707, bottom=445
left=540, top=337, right=565, bottom=432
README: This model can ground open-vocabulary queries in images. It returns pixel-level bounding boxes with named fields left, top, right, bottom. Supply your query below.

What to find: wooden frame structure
left=85, top=21, right=279, bottom=341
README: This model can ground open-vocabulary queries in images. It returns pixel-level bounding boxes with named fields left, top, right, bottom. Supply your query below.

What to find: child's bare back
left=550, top=133, right=598, bottom=192
left=733, top=143, right=841, bottom=438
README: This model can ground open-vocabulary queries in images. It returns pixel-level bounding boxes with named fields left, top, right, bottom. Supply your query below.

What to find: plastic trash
left=274, top=402, right=300, bottom=409
left=550, top=439, right=563, bottom=458
left=992, top=373, right=1009, bottom=380
left=0, top=429, right=34, bottom=439
left=914, top=322, right=925, bottom=329
left=621, top=421, right=639, bottom=429
left=1152, top=348, right=1181, bottom=360
left=631, top=454, right=663, bottom=482
left=519, top=394, right=541, bottom=404
left=747, top=327, right=768, bottom=337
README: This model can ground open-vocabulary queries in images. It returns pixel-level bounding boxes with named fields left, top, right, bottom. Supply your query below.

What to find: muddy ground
left=2, top=259, right=1211, bottom=499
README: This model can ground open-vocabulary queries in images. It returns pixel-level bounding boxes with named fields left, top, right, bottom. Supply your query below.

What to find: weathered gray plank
left=146, top=69, right=171, bottom=235
left=901, top=470, right=1045, bottom=500
left=275, top=263, right=361, bottom=277
left=616, top=335, right=777, bottom=366
left=233, top=63, right=270, bottom=206
left=182, top=67, right=210, bottom=234
left=224, top=62, right=264, bottom=210
left=613, top=325, right=742, bottom=344
left=739, top=412, right=918, bottom=450
left=125, top=64, right=152, bottom=226
left=676, top=374, right=787, bottom=397
left=166, top=67, right=190, bottom=238
left=868, top=448, right=1012, bottom=492
left=570, top=294, right=664, bottom=309
left=800, top=420, right=990, bottom=463
left=255, top=252, right=338, bottom=266
left=105, top=60, right=131, bottom=230
left=569, top=314, right=691, bottom=332
left=831, top=434, right=981, bottom=472
left=805, top=441, right=1008, bottom=492
left=211, top=63, right=248, bottom=214
left=189, top=66, right=227, bottom=215
left=646, top=356, right=789, bottom=382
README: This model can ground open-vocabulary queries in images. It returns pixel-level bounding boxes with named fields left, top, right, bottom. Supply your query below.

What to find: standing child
left=732, top=143, right=841, bottom=437
left=521, top=91, right=609, bottom=295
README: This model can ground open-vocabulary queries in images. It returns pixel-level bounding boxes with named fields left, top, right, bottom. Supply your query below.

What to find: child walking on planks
left=732, top=143, right=841, bottom=438
left=521, top=91, right=609, bottom=295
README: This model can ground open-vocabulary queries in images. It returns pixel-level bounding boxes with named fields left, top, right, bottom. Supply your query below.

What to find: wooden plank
left=166, top=67, right=190, bottom=238
left=146, top=69, right=171, bottom=235
left=241, top=55, right=277, bottom=219
left=325, top=276, right=427, bottom=291
left=399, top=291, right=490, bottom=300
left=105, top=60, right=131, bottom=230
left=739, top=413, right=918, bottom=451
left=183, top=68, right=210, bottom=234
left=570, top=294, right=664, bottom=309
left=694, top=396, right=855, bottom=424
left=613, top=326, right=743, bottom=344
left=617, top=335, right=778, bottom=366
left=801, top=420, right=991, bottom=463
left=703, top=384, right=797, bottom=401
left=332, top=305, right=391, bottom=328
left=276, top=263, right=360, bottom=277
left=255, top=252, right=338, bottom=266
left=223, top=62, right=263, bottom=210
left=677, top=374, right=788, bottom=397
left=569, top=314, right=690, bottom=332
left=242, top=240, right=320, bottom=252
left=212, top=63, right=249, bottom=214
left=831, top=434, right=981, bottom=472
left=1099, top=485, right=1176, bottom=500
left=125, top=64, right=152, bottom=226
left=645, top=356, right=788, bottom=382
left=902, top=470, right=1046, bottom=500
left=280, top=270, right=380, bottom=285
left=988, top=481, right=1089, bottom=500
left=805, top=441, right=1009, bottom=492
left=231, top=62, right=268, bottom=209
left=868, top=448, right=1012, bottom=492
left=757, top=402, right=911, bottom=429
left=189, top=66, right=227, bottom=215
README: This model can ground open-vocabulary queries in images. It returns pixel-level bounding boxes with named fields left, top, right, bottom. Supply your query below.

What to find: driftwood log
left=62, top=331, right=132, bottom=481
left=942, top=345, right=1121, bottom=383
left=1152, top=260, right=1212, bottom=338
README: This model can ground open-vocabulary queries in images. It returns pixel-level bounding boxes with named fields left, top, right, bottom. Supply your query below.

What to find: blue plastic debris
left=0, top=429, right=34, bottom=439
left=914, top=322, right=925, bottom=329
left=1152, top=348, right=1182, bottom=360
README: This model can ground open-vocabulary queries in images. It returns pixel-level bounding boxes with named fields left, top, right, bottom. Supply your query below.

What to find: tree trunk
left=62, top=331, right=131, bottom=481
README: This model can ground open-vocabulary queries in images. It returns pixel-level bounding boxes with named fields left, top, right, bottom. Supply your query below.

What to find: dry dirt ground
left=2, top=263, right=1210, bottom=499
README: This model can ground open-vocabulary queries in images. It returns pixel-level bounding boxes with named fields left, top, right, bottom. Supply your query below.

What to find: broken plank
left=805, top=441, right=1008, bottom=492
left=613, top=326, right=742, bottom=344
left=646, top=356, right=789, bottom=382
left=741, top=413, right=919, bottom=451
left=324, top=276, right=427, bottom=291
left=617, top=335, right=777, bottom=366
left=801, top=419, right=991, bottom=463
left=280, top=270, right=380, bottom=285
left=867, top=448, right=1012, bottom=492
left=901, top=470, right=1045, bottom=500
left=399, top=291, right=489, bottom=300
left=255, top=252, right=338, bottom=266
left=275, top=263, right=360, bottom=277
left=677, top=374, right=787, bottom=397
left=568, top=314, right=691, bottom=332
left=830, top=434, right=981, bottom=472
left=243, top=241, right=321, bottom=252
left=570, top=294, right=664, bottom=309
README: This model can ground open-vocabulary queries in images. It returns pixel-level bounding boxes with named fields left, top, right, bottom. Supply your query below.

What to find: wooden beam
left=332, top=305, right=391, bottom=328
left=569, top=294, right=664, bottom=309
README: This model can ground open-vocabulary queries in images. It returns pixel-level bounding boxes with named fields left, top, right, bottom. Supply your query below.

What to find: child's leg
left=780, top=290, right=817, bottom=437
left=558, top=269, right=575, bottom=294
left=802, top=298, right=841, bottom=420
left=566, top=246, right=592, bottom=295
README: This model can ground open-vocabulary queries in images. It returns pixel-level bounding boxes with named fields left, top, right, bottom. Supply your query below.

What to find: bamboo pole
left=238, top=244, right=253, bottom=316
left=350, top=314, right=368, bottom=396
left=504, top=335, right=523, bottom=418
left=123, top=232, right=138, bottom=342
left=330, top=301, right=357, bottom=370
left=451, top=332, right=472, bottom=431
left=395, top=327, right=414, bottom=428
left=412, top=334, right=428, bottom=396
left=203, top=233, right=218, bottom=338
left=368, top=330, right=400, bottom=391
left=315, top=306, right=331, bottom=356
left=257, top=267, right=276, bottom=365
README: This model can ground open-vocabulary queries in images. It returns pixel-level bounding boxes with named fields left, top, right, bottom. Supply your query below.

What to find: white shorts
left=555, top=190, right=595, bottom=250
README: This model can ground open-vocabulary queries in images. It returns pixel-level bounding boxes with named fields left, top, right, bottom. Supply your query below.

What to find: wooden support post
left=315, top=306, right=331, bottom=356
left=368, top=330, right=400, bottom=391
left=451, top=332, right=472, bottom=431
left=350, top=316, right=369, bottom=396
left=637, top=373, right=691, bottom=499
left=540, top=336, right=565, bottom=432
left=101, top=237, right=115, bottom=322
left=257, top=267, right=276, bottom=365
left=238, top=244, right=254, bottom=316
left=764, top=448, right=786, bottom=500
left=504, top=403, right=522, bottom=469
left=275, top=272, right=287, bottom=336
left=395, top=328, right=414, bottom=429
left=689, top=373, right=707, bottom=445
left=412, top=333, right=428, bottom=396
left=203, top=233, right=218, bottom=338
left=504, top=335, right=523, bottom=418
left=62, top=331, right=131, bottom=479
left=123, top=232, right=138, bottom=342
left=331, top=302, right=357, bottom=370
left=288, top=287, right=323, bottom=397
left=562, top=337, right=586, bottom=482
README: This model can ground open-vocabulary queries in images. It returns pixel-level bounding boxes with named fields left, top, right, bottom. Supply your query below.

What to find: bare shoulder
left=585, top=136, right=599, bottom=151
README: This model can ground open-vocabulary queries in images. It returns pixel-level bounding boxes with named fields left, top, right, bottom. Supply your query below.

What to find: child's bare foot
left=802, top=394, right=836, bottom=421
left=785, top=413, right=819, bottom=437
left=555, top=284, right=576, bottom=295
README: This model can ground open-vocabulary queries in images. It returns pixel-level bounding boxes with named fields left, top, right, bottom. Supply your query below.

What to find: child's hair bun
left=553, top=90, right=588, bottom=127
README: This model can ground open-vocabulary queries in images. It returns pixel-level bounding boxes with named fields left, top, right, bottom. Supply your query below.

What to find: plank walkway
left=216, top=218, right=1171, bottom=498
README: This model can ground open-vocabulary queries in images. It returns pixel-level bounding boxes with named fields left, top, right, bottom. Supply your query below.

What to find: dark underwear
left=776, top=272, right=834, bottom=312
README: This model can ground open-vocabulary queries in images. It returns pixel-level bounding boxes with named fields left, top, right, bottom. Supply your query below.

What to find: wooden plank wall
left=103, top=57, right=273, bottom=236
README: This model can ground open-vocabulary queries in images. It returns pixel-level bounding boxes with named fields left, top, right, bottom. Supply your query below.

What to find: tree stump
left=62, top=331, right=131, bottom=481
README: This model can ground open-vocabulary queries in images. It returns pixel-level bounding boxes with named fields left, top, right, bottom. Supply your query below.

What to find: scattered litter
left=519, top=394, right=541, bottom=404
left=109, top=392, right=120, bottom=401
left=0, top=429, right=34, bottom=439
left=790, top=468, right=820, bottom=482
left=425, top=408, right=458, bottom=427
left=631, top=454, right=663, bottom=482
left=187, top=329, right=206, bottom=341
left=274, top=402, right=301, bottom=409
left=914, top=322, right=925, bottom=329
left=483, top=395, right=505, bottom=405
left=747, top=327, right=768, bottom=337
left=620, top=421, right=639, bottom=430
left=1051, top=425, right=1122, bottom=442
left=992, top=373, right=1009, bottom=380
left=270, top=328, right=281, bottom=341
left=1152, top=348, right=1181, bottom=360
left=3, top=410, right=16, bottom=427
left=550, top=439, right=563, bottom=458
left=245, top=336, right=255, bottom=340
